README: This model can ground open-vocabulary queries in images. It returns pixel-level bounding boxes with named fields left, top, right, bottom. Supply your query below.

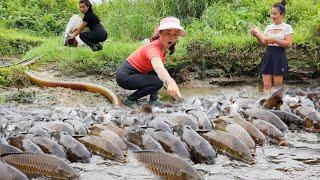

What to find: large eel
left=1, top=56, right=120, bottom=105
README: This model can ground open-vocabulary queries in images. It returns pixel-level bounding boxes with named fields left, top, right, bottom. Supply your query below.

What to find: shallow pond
left=1, top=85, right=319, bottom=180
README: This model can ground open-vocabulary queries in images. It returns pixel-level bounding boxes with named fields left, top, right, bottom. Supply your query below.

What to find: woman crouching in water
left=116, top=17, right=186, bottom=108
left=250, top=0, right=293, bottom=92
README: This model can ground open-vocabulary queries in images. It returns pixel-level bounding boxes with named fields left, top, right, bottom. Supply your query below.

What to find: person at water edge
left=116, top=17, right=185, bottom=108
left=68, top=0, right=107, bottom=51
left=250, top=0, right=293, bottom=92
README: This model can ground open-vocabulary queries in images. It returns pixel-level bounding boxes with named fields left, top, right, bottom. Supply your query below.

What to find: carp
left=186, top=110, right=213, bottom=131
left=262, top=87, right=287, bottom=110
left=77, top=135, right=126, bottom=163
left=28, top=126, right=51, bottom=137
left=0, top=160, right=28, bottom=180
left=134, top=151, right=203, bottom=180
left=9, top=135, right=43, bottom=153
left=147, top=116, right=173, bottom=134
left=151, top=129, right=191, bottom=160
left=28, top=135, right=67, bottom=159
left=270, top=110, right=304, bottom=127
left=0, top=144, right=22, bottom=156
left=166, top=113, right=199, bottom=131
left=201, top=130, right=254, bottom=164
left=244, top=108, right=289, bottom=133
left=213, top=119, right=255, bottom=150
left=89, top=125, right=127, bottom=151
left=64, top=119, right=88, bottom=136
left=174, top=125, right=217, bottom=164
left=52, top=131, right=91, bottom=163
left=1, top=153, right=79, bottom=179
left=44, top=121, right=75, bottom=135
left=216, top=116, right=266, bottom=146
left=294, top=106, right=320, bottom=132
left=252, top=119, right=287, bottom=146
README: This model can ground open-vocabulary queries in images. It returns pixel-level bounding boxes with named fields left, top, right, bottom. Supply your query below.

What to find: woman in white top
left=250, top=0, right=293, bottom=92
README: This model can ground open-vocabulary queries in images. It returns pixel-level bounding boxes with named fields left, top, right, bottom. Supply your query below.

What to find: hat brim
left=158, top=23, right=186, bottom=37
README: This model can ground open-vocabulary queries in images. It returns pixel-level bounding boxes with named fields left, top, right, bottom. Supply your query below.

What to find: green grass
left=0, top=24, right=46, bottom=56
left=0, top=93, right=5, bottom=104
left=0, top=66, right=27, bottom=87
left=24, top=38, right=140, bottom=75
left=0, top=0, right=319, bottom=87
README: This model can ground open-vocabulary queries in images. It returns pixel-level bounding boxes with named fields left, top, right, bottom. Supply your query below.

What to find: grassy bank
left=0, top=0, right=319, bottom=87
left=0, top=25, right=44, bottom=56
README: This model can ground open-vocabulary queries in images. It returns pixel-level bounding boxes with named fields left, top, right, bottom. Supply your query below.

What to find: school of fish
left=0, top=86, right=319, bottom=179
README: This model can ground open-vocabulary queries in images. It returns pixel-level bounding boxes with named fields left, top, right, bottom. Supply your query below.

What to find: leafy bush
left=4, top=0, right=78, bottom=36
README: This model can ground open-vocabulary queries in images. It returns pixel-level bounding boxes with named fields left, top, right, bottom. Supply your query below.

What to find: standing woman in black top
left=69, top=0, right=107, bottom=51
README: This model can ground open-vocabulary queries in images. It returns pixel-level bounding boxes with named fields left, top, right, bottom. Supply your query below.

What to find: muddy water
left=71, top=86, right=319, bottom=180
left=1, top=85, right=320, bottom=180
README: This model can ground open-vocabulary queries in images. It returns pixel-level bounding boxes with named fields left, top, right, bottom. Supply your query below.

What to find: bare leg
left=273, top=75, right=284, bottom=87
left=262, top=74, right=272, bottom=92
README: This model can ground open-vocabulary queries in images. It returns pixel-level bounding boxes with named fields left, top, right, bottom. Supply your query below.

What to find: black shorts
left=260, top=46, right=288, bottom=76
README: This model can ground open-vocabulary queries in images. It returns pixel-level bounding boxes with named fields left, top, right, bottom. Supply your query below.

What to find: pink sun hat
left=156, top=17, right=187, bottom=36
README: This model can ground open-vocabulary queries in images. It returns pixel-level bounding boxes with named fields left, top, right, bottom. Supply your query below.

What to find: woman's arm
left=251, top=29, right=268, bottom=46
left=271, top=34, right=293, bottom=48
left=69, top=22, right=87, bottom=39
left=151, top=57, right=181, bottom=99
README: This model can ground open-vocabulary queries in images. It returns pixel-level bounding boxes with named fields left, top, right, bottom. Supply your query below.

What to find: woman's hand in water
left=166, top=80, right=181, bottom=99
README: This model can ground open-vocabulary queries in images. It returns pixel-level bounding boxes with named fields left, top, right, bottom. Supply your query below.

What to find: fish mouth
left=168, top=41, right=173, bottom=46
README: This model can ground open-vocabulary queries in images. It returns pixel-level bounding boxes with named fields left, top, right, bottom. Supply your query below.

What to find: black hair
left=150, top=31, right=176, bottom=55
left=79, top=0, right=93, bottom=13
left=273, top=0, right=286, bottom=15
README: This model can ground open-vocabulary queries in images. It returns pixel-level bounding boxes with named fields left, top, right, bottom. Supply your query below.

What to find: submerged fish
left=1, top=153, right=79, bottom=179
left=174, top=125, right=217, bottom=164
left=64, top=119, right=88, bottom=136
left=216, top=116, right=266, bottom=146
left=0, top=160, right=28, bottom=180
left=53, top=131, right=91, bottom=163
left=294, top=106, right=320, bottom=132
left=252, top=119, right=287, bottom=146
left=0, top=144, right=22, bottom=155
left=270, top=110, right=304, bottom=127
left=147, top=116, right=173, bottom=134
left=44, top=121, right=75, bottom=135
left=244, top=108, right=289, bottom=133
left=89, top=125, right=127, bottom=151
left=134, top=151, right=203, bottom=180
left=213, top=119, right=255, bottom=150
left=28, top=135, right=67, bottom=159
left=141, top=134, right=165, bottom=152
left=151, top=129, right=191, bottom=160
left=9, top=135, right=43, bottom=153
left=77, top=135, right=126, bottom=163
left=201, top=130, right=255, bottom=164
left=166, top=113, right=199, bottom=131
left=186, top=110, right=213, bottom=131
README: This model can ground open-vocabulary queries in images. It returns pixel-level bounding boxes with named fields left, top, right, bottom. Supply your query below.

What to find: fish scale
left=151, top=130, right=190, bottom=159
left=252, top=119, right=287, bottom=146
left=244, top=108, right=289, bottom=133
left=216, top=116, right=266, bottom=145
left=201, top=130, right=254, bottom=164
left=0, top=160, right=28, bottom=180
left=134, top=151, right=203, bottom=180
left=174, top=125, right=217, bottom=164
left=77, top=136, right=126, bottom=163
left=1, top=153, right=79, bottom=179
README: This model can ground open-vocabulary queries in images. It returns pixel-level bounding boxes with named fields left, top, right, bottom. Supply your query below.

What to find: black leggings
left=116, top=61, right=163, bottom=101
left=80, top=25, right=107, bottom=47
